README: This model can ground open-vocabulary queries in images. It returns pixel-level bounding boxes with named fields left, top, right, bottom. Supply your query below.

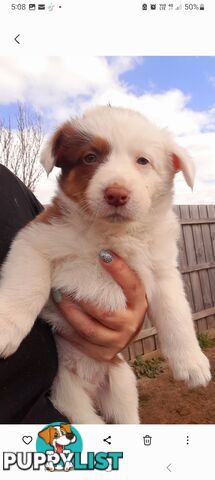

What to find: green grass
left=131, top=357, right=164, bottom=379
left=197, top=333, right=215, bottom=350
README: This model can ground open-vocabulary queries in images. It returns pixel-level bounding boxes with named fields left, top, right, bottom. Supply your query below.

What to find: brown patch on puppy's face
left=60, top=161, right=99, bottom=206
left=50, top=122, right=110, bottom=210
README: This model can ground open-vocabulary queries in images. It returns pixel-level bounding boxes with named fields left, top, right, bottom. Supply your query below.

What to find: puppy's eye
left=54, top=433, right=59, bottom=438
left=83, top=153, right=97, bottom=165
left=137, top=157, right=149, bottom=165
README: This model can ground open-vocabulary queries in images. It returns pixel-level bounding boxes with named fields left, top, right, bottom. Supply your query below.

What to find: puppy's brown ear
left=38, top=427, right=51, bottom=444
left=170, top=143, right=195, bottom=189
left=41, top=122, right=76, bottom=175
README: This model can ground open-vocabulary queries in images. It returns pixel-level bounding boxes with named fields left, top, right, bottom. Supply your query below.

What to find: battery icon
left=200, top=4, right=204, bottom=9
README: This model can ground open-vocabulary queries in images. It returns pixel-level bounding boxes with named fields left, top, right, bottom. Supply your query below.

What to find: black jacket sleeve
left=0, top=164, right=68, bottom=423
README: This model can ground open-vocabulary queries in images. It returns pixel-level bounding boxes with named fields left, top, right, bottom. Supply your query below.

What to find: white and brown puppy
left=0, top=106, right=211, bottom=424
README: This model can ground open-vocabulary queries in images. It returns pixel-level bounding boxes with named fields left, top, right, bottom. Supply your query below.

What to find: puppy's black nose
left=66, top=433, right=74, bottom=440
left=104, top=186, right=129, bottom=207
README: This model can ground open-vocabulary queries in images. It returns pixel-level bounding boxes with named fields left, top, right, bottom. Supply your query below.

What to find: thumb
left=99, top=249, right=145, bottom=308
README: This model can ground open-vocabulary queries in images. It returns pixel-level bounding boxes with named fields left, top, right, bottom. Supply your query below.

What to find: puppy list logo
left=3, top=422, right=123, bottom=472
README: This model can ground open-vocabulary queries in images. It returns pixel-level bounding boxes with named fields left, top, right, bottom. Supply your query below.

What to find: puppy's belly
left=56, top=336, right=110, bottom=399
left=41, top=315, right=110, bottom=396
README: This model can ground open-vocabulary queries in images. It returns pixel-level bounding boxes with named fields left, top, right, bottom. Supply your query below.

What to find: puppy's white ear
left=40, top=124, right=67, bottom=175
left=40, top=140, right=55, bottom=174
left=40, top=121, right=76, bottom=175
left=170, top=143, right=195, bottom=189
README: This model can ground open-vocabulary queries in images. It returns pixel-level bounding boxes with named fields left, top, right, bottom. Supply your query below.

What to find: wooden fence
left=123, top=205, right=215, bottom=361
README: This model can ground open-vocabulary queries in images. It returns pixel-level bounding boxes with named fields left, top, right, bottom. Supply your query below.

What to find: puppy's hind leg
left=97, top=359, right=139, bottom=424
left=51, top=365, right=104, bottom=424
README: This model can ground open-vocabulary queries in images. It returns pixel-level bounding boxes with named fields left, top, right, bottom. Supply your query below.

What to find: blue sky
left=122, top=57, right=215, bottom=111
left=0, top=56, right=214, bottom=203
left=0, top=102, right=38, bottom=129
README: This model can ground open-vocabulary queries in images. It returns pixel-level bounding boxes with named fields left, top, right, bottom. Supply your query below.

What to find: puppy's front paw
left=0, top=298, right=27, bottom=357
left=0, top=320, right=24, bottom=358
left=170, top=349, right=211, bottom=388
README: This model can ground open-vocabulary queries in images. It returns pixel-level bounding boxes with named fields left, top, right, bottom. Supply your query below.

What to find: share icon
left=103, top=435, right=112, bottom=445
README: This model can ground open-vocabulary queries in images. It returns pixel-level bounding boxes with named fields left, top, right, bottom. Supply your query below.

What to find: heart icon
left=22, top=436, right=33, bottom=445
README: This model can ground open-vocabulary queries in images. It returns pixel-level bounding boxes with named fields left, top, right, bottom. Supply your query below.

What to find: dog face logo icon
left=39, top=423, right=75, bottom=455
left=37, top=422, right=82, bottom=471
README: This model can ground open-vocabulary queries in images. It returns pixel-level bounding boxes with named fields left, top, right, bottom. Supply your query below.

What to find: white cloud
left=83, top=88, right=213, bottom=135
left=0, top=57, right=140, bottom=122
left=0, top=56, right=215, bottom=205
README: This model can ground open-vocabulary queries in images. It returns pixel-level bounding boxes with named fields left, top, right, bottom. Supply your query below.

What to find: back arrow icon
left=15, top=34, right=20, bottom=44
left=166, top=463, right=172, bottom=472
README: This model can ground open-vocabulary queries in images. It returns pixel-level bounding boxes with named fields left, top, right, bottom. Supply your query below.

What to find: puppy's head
left=38, top=423, right=75, bottom=453
left=41, top=106, right=195, bottom=223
